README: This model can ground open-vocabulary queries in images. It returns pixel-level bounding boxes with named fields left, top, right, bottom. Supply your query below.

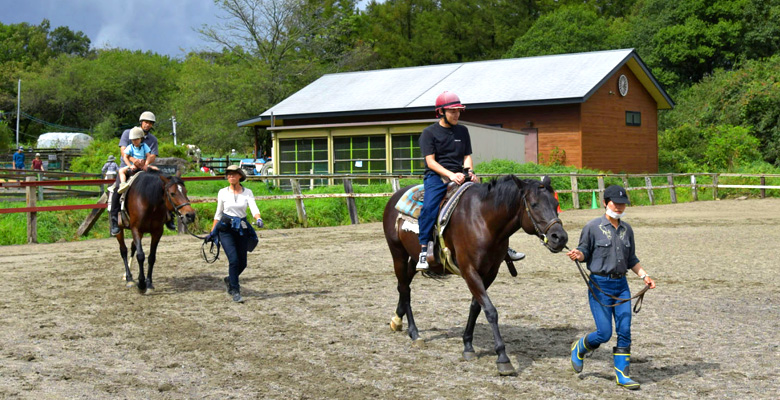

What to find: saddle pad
left=394, top=184, right=424, bottom=218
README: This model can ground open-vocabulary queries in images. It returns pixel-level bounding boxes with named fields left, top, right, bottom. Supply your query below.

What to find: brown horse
left=116, top=170, right=196, bottom=294
left=382, top=175, right=568, bottom=375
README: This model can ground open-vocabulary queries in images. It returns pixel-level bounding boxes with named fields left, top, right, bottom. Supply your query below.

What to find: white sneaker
left=415, top=252, right=429, bottom=271
left=117, top=182, right=130, bottom=194
left=507, top=247, right=525, bottom=261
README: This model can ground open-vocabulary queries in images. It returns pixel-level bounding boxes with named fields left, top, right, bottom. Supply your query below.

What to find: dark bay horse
left=116, top=170, right=196, bottom=294
left=382, top=175, right=568, bottom=375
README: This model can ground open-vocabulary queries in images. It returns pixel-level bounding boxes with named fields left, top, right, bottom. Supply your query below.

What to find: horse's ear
left=541, top=175, right=551, bottom=188
left=175, top=169, right=182, bottom=178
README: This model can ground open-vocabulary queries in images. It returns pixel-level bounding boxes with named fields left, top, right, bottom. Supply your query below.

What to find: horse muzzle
left=181, top=211, right=196, bottom=225
left=542, top=226, right=568, bottom=253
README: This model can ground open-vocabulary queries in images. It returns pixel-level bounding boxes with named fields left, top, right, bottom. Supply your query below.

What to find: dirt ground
left=1, top=198, right=778, bottom=399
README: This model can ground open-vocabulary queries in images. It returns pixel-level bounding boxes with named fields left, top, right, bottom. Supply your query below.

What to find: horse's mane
left=472, top=175, right=524, bottom=210
left=131, top=170, right=165, bottom=202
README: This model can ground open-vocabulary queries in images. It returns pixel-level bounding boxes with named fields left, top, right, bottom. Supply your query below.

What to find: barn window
left=391, top=134, right=424, bottom=174
left=333, top=136, right=387, bottom=174
left=333, top=135, right=387, bottom=182
left=278, top=138, right=329, bottom=182
left=626, top=111, right=641, bottom=126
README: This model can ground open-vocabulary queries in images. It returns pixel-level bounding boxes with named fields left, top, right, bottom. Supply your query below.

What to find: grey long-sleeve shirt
left=576, top=215, right=640, bottom=275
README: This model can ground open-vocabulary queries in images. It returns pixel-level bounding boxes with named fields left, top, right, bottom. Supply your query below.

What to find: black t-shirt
left=419, top=122, right=472, bottom=175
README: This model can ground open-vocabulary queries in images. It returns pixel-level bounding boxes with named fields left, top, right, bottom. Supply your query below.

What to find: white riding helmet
left=139, top=111, right=156, bottom=123
left=129, top=127, right=145, bottom=140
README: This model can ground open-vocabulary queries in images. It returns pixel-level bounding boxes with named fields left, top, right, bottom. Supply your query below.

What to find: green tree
left=19, top=49, right=179, bottom=137
left=361, top=0, right=534, bottom=68
left=659, top=123, right=762, bottom=172
left=48, top=26, right=93, bottom=57
left=199, top=0, right=362, bottom=104
left=168, top=52, right=265, bottom=153
left=505, top=3, right=627, bottom=58
left=660, top=55, right=780, bottom=165
left=625, top=0, right=780, bottom=91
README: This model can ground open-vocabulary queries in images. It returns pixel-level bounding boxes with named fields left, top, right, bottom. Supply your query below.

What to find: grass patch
left=3, top=161, right=778, bottom=245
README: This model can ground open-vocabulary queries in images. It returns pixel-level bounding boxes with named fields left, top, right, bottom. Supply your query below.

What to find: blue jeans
left=218, top=229, right=249, bottom=292
left=585, top=274, right=632, bottom=348
left=418, top=173, right=448, bottom=246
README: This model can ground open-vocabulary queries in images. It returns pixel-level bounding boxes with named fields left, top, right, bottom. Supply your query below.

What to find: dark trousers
left=417, top=173, right=448, bottom=246
left=110, top=173, right=122, bottom=221
left=219, top=229, right=249, bottom=292
left=586, top=274, right=632, bottom=348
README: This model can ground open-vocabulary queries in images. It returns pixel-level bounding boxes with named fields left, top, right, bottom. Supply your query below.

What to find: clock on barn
left=618, top=74, right=629, bottom=96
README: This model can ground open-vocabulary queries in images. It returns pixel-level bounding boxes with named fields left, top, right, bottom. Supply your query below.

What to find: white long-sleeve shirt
left=214, top=186, right=260, bottom=221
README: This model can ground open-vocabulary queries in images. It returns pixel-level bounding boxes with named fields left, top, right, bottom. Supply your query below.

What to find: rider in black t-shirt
left=415, top=91, right=527, bottom=271
left=415, top=92, right=478, bottom=271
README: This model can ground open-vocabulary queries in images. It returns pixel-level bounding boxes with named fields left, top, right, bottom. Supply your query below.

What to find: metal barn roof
left=239, top=48, right=673, bottom=127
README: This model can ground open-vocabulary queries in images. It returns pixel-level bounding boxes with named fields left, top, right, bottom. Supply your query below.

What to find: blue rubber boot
left=570, top=336, right=594, bottom=373
left=613, top=346, right=640, bottom=390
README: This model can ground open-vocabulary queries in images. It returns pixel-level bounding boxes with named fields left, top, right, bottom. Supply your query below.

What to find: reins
left=564, top=245, right=649, bottom=314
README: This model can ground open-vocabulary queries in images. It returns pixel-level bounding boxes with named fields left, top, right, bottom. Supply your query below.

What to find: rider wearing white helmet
left=109, top=111, right=167, bottom=236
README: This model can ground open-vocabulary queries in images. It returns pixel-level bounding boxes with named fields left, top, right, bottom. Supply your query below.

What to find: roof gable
left=242, top=49, right=673, bottom=126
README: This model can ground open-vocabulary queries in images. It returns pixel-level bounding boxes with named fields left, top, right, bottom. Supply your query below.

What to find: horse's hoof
left=463, top=351, right=477, bottom=361
left=125, top=281, right=135, bottom=288
left=390, top=315, right=403, bottom=332
left=412, top=338, right=426, bottom=349
left=497, top=362, right=516, bottom=376
left=145, top=288, right=154, bottom=295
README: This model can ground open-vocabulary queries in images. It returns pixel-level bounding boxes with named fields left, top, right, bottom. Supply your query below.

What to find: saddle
left=395, top=181, right=475, bottom=275
left=107, top=171, right=144, bottom=228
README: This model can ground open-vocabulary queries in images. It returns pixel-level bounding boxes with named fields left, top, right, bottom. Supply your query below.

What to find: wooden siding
left=464, top=105, right=582, bottom=168
left=580, top=65, right=658, bottom=173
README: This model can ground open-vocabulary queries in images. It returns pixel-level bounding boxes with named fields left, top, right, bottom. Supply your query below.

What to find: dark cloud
left=3, top=0, right=223, bottom=57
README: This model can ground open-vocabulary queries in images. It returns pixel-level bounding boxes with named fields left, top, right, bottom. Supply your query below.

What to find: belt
left=590, top=271, right=625, bottom=279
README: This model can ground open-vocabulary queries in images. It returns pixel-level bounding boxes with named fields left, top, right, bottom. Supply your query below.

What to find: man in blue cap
left=566, top=184, right=656, bottom=390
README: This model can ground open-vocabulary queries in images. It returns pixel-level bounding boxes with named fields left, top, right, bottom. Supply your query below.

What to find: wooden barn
left=238, top=48, right=673, bottom=175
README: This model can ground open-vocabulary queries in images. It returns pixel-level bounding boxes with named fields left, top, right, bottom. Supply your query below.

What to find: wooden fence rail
left=2, top=173, right=779, bottom=243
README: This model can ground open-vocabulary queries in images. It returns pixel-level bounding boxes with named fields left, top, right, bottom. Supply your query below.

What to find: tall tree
left=361, top=0, right=534, bottom=68
left=625, top=0, right=762, bottom=91
left=505, top=3, right=627, bottom=59
left=199, top=0, right=363, bottom=105
left=18, top=49, right=178, bottom=140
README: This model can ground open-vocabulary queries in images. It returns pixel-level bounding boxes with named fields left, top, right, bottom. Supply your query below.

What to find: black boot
left=110, top=214, right=120, bottom=236
left=165, top=212, right=177, bottom=231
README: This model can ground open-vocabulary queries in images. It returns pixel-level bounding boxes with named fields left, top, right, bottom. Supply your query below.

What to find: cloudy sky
left=4, top=0, right=373, bottom=58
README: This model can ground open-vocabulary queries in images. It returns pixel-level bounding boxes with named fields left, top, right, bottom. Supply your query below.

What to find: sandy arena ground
left=1, top=198, right=778, bottom=399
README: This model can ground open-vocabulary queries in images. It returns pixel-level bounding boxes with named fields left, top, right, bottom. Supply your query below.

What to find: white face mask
left=605, top=207, right=625, bottom=219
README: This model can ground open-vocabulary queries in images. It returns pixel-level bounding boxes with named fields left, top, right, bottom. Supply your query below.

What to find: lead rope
left=163, top=185, right=220, bottom=263
left=564, top=245, right=649, bottom=314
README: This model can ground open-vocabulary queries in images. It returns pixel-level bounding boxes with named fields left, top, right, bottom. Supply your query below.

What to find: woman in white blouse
left=208, top=165, right=263, bottom=303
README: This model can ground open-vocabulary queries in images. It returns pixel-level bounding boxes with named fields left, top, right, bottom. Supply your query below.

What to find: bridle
left=162, top=179, right=220, bottom=262
left=163, top=180, right=208, bottom=241
left=522, top=188, right=562, bottom=251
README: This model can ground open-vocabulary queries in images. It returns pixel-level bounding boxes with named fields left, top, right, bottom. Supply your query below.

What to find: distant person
left=108, top=111, right=170, bottom=236
left=12, top=147, right=25, bottom=170
left=32, top=152, right=44, bottom=171
left=206, top=165, right=264, bottom=303
left=566, top=185, right=656, bottom=390
left=117, top=127, right=159, bottom=193
left=102, top=155, right=119, bottom=180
